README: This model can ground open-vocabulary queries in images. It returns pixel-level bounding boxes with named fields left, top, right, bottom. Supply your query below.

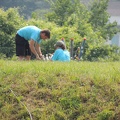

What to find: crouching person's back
left=51, top=41, right=70, bottom=62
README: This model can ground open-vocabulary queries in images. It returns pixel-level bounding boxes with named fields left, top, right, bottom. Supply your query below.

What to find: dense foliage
left=0, top=8, right=25, bottom=57
left=0, top=0, right=120, bottom=61
left=89, top=0, right=118, bottom=40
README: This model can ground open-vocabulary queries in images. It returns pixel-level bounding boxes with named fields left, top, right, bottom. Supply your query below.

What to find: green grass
left=0, top=60, right=120, bottom=120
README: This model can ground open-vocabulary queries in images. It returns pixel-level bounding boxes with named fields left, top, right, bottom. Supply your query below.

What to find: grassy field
left=0, top=60, right=120, bottom=120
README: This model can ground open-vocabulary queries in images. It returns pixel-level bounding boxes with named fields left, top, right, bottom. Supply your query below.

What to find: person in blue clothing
left=51, top=40, right=70, bottom=62
left=15, top=26, right=50, bottom=60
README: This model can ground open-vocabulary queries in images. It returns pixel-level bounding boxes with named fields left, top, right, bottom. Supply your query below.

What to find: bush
left=0, top=8, right=25, bottom=57
left=85, top=45, right=120, bottom=61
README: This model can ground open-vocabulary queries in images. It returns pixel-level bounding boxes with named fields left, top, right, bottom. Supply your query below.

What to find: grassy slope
left=0, top=60, right=120, bottom=120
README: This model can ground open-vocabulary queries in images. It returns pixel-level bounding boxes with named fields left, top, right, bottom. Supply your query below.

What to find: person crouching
left=51, top=41, right=70, bottom=62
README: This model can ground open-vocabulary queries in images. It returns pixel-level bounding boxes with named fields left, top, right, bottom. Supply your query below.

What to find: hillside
left=0, top=0, right=50, bottom=19
left=0, top=60, right=120, bottom=120
left=0, top=0, right=120, bottom=19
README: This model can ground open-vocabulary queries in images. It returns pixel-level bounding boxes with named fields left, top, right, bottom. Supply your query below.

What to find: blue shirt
left=17, top=26, right=41, bottom=44
left=52, top=48, right=70, bottom=62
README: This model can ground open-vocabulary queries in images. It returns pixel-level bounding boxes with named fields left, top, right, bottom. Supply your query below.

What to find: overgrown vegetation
left=0, top=0, right=120, bottom=119
left=0, top=8, right=25, bottom=57
left=0, top=4, right=120, bottom=61
left=0, top=60, right=120, bottom=120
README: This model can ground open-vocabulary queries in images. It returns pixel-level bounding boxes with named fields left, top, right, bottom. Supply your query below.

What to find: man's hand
left=39, top=54, right=45, bottom=60
left=36, top=56, right=41, bottom=60
left=39, top=54, right=43, bottom=58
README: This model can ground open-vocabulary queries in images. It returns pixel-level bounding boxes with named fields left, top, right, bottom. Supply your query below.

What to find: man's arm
left=35, top=42, right=43, bottom=58
left=29, top=40, right=41, bottom=60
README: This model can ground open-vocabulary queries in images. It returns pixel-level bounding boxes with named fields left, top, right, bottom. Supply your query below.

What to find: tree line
left=0, top=0, right=50, bottom=19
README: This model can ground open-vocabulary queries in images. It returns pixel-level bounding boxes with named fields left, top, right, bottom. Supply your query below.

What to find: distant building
left=107, top=1, right=120, bottom=47
left=110, top=32, right=120, bottom=46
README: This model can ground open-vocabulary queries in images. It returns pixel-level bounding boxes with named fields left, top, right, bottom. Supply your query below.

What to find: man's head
left=40, top=30, right=50, bottom=40
left=54, top=40, right=66, bottom=50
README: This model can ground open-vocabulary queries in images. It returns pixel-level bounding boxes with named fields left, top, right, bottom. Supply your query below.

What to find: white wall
left=111, top=32, right=120, bottom=47
left=109, top=16, right=120, bottom=25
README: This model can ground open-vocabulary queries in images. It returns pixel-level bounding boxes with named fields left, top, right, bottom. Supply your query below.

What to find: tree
left=0, top=8, right=24, bottom=57
left=46, top=0, right=75, bottom=26
left=89, top=0, right=119, bottom=39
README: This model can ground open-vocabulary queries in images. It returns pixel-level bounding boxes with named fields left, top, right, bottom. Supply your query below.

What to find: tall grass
left=0, top=60, right=120, bottom=120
